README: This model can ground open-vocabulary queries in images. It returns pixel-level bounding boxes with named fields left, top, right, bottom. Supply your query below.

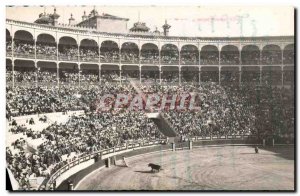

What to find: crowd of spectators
left=136, top=83, right=257, bottom=137
left=7, top=40, right=12, bottom=55
left=58, top=45, right=78, bottom=61
left=6, top=70, right=13, bottom=83
left=283, top=49, right=294, bottom=64
left=161, top=71, right=179, bottom=84
left=80, top=70, right=99, bottom=84
left=36, top=43, right=56, bottom=59
left=13, top=40, right=35, bottom=57
left=80, top=47, right=99, bottom=62
left=141, top=71, right=159, bottom=83
left=141, top=50, right=159, bottom=64
left=241, top=70, right=260, bottom=84
left=37, top=69, right=57, bottom=85
left=6, top=85, right=88, bottom=117
left=200, top=52, right=219, bottom=65
left=241, top=51, right=260, bottom=65
left=240, top=83, right=294, bottom=140
left=161, top=48, right=179, bottom=65
left=100, top=50, right=119, bottom=63
left=6, top=41, right=295, bottom=190
left=181, top=70, right=199, bottom=83
left=180, top=50, right=198, bottom=65
left=220, top=71, right=239, bottom=85
left=6, top=74, right=294, bottom=190
left=14, top=69, right=36, bottom=84
left=201, top=70, right=219, bottom=83
left=6, top=41, right=295, bottom=66
left=59, top=71, right=78, bottom=84
left=123, top=70, right=139, bottom=80
left=261, top=70, right=283, bottom=86
left=121, top=50, right=139, bottom=63
left=101, top=70, right=120, bottom=82
left=261, top=51, right=282, bottom=65
left=220, top=52, right=240, bottom=65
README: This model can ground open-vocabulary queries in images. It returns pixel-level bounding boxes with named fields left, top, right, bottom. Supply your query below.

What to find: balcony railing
left=80, top=56, right=99, bottom=63
left=14, top=52, right=35, bottom=59
left=161, top=60, right=179, bottom=65
left=200, top=60, right=220, bottom=65
left=7, top=50, right=12, bottom=57
left=59, top=55, right=79, bottom=62
left=180, top=60, right=199, bottom=65
left=140, top=59, right=159, bottom=65
left=5, top=50, right=295, bottom=67
left=121, top=59, right=139, bottom=64
left=37, top=54, right=57, bottom=60
left=101, top=58, right=120, bottom=64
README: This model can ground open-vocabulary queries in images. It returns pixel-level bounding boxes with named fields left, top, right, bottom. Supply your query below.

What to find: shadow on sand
left=239, top=152, right=257, bottom=155
left=115, top=165, right=129, bottom=168
left=134, top=170, right=153, bottom=174
left=260, top=146, right=294, bottom=160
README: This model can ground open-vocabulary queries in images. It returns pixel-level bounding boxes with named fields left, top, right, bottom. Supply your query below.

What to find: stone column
left=57, top=64, right=59, bottom=88
left=172, top=143, right=176, bottom=151
left=12, top=60, right=15, bottom=89
left=189, top=140, right=193, bottom=150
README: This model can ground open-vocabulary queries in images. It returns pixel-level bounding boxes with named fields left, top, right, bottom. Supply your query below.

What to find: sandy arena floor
left=76, top=146, right=294, bottom=191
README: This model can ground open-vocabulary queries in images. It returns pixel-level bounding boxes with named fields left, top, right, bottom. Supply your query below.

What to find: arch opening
left=181, top=66, right=199, bottom=83
left=241, top=45, right=260, bottom=65
left=262, top=45, right=282, bottom=65
left=261, top=66, right=282, bottom=85
left=121, top=42, right=139, bottom=64
left=283, top=66, right=294, bottom=86
left=36, top=34, right=57, bottom=60
left=14, top=60, right=36, bottom=86
left=141, top=43, right=159, bottom=64
left=220, top=45, right=239, bottom=65
left=181, top=45, right=199, bottom=65
left=100, top=41, right=120, bottom=64
left=101, top=64, right=120, bottom=82
left=58, top=37, right=78, bottom=62
left=6, top=59, right=12, bottom=86
left=80, top=39, right=99, bottom=63
left=122, top=65, right=139, bottom=81
left=80, top=64, right=99, bottom=84
left=220, top=67, right=239, bottom=86
left=6, top=29, right=12, bottom=56
left=14, top=30, right=35, bottom=58
left=59, top=63, right=79, bottom=85
left=283, top=44, right=294, bottom=64
left=161, top=44, right=179, bottom=65
left=201, top=67, right=219, bottom=83
left=37, top=62, right=58, bottom=87
left=161, top=66, right=179, bottom=84
left=241, top=66, right=260, bottom=84
left=141, top=66, right=159, bottom=83
left=200, top=45, right=219, bottom=65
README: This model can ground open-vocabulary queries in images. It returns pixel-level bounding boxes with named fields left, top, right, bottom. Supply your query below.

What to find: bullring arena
left=6, top=6, right=295, bottom=191
left=76, top=146, right=294, bottom=191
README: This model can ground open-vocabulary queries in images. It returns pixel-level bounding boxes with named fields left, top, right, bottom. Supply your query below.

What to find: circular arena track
left=76, top=146, right=294, bottom=191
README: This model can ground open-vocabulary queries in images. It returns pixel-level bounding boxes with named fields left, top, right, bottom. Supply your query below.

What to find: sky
left=6, top=6, right=294, bottom=37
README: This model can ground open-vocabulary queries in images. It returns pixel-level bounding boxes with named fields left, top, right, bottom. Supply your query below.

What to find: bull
left=148, top=163, right=162, bottom=173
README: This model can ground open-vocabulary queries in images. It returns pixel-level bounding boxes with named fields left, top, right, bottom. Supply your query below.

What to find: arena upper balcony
left=6, top=18, right=294, bottom=66
left=6, top=18, right=295, bottom=87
